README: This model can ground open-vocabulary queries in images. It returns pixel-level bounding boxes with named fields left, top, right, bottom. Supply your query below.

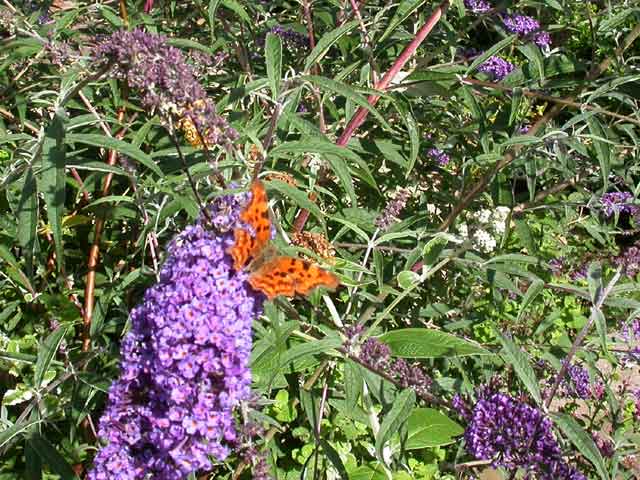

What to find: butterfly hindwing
left=248, top=256, right=340, bottom=299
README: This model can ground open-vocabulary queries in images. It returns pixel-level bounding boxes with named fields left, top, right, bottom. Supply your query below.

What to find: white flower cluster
left=457, top=206, right=511, bottom=253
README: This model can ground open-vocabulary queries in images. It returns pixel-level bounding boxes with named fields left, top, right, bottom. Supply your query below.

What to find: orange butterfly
left=227, top=180, right=340, bottom=299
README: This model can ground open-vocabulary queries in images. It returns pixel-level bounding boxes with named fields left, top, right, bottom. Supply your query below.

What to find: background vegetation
left=1, top=0, right=639, bottom=478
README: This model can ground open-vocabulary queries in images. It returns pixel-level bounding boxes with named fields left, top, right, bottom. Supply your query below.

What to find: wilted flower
left=613, top=242, right=640, bottom=278
left=478, top=55, right=515, bottom=80
left=268, top=25, right=309, bottom=49
left=356, top=337, right=432, bottom=398
left=89, top=190, right=263, bottom=480
left=93, top=29, right=238, bottom=149
left=376, top=188, right=412, bottom=230
left=462, top=389, right=585, bottom=479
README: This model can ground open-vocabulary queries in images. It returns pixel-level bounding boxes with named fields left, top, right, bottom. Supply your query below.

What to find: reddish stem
left=337, top=1, right=448, bottom=146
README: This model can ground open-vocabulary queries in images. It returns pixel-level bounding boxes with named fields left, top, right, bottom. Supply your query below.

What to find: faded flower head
left=267, top=25, right=309, bottom=50
left=478, top=55, right=515, bottom=81
left=461, top=388, right=585, bottom=479
left=376, top=187, right=412, bottom=230
left=614, top=242, right=640, bottom=278
left=355, top=337, right=432, bottom=398
left=93, top=29, right=237, bottom=149
left=89, top=189, right=263, bottom=480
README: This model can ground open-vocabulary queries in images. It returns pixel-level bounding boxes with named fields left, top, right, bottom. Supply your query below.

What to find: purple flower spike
left=89, top=191, right=263, bottom=480
left=478, top=55, right=515, bottom=81
left=502, top=14, right=551, bottom=47
left=464, top=389, right=585, bottom=479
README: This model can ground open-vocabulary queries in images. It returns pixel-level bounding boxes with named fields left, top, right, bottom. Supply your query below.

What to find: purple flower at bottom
left=478, top=56, right=515, bottom=81
left=463, top=389, right=585, bottom=479
left=89, top=190, right=264, bottom=480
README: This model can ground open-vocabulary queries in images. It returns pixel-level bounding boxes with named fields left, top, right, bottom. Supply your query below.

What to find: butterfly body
left=227, top=180, right=339, bottom=299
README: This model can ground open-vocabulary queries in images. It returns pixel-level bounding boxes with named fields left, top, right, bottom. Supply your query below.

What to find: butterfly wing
left=228, top=180, right=272, bottom=270
left=248, top=256, right=340, bottom=299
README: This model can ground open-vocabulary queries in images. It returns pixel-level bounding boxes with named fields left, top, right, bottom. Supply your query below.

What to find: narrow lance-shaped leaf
left=375, top=389, right=415, bottom=465
left=39, top=111, right=67, bottom=273
left=497, top=333, right=542, bottom=404
left=265, top=33, right=282, bottom=100
left=17, top=167, right=38, bottom=279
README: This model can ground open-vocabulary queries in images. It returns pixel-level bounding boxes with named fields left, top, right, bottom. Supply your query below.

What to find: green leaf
left=320, top=439, right=349, bottom=479
left=514, top=219, right=536, bottom=254
left=0, top=418, right=41, bottom=450
left=66, top=133, right=162, bottom=177
left=380, top=0, right=428, bottom=43
left=518, top=43, right=545, bottom=83
left=304, top=20, right=360, bottom=72
left=220, top=0, right=251, bottom=23
left=0, top=244, right=33, bottom=293
left=40, top=112, right=67, bottom=273
left=500, top=135, right=543, bottom=148
left=375, top=389, right=415, bottom=464
left=509, top=87, right=524, bottom=126
left=264, top=179, right=324, bottom=223
left=516, top=279, right=544, bottom=323
left=28, top=434, right=79, bottom=480
left=592, top=307, right=608, bottom=354
left=586, top=117, right=610, bottom=188
left=379, top=328, right=490, bottom=358
left=278, top=336, right=342, bottom=370
left=552, top=413, right=609, bottom=480
left=466, top=35, right=517, bottom=76
left=397, top=270, right=420, bottom=289
left=301, top=75, right=390, bottom=131
left=404, top=408, right=464, bottom=449
left=324, top=154, right=356, bottom=204
left=208, top=0, right=222, bottom=40
left=34, top=326, right=67, bottom=389
left=265, top=33, right=282, bottom=99
left=344, top=359, right=363, bottom=413
left=497, top=333, right=542, bottom=404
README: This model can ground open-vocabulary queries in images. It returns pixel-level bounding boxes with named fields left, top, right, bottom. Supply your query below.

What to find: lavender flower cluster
left=600, top=191, right=639, bottom=218
left=92, top=29, right=238, bottom=149
left=614, top=242, right=640, bottom=278
left=375, top=188, right=412, bottom=230
left=502, top=14, right=551, bottom=48
left=351, top=334, right=432, bottom=398
left=456, top=389, right=585, bottom=479
left=558, top=363, right=604, bottom=400
left=89, top=191, right=264, bottom=480
left=428, top=147, right=451, bottom=166
left=478, top=56, right=515, bottom=81
left=464, top=0, right=491, bottom=14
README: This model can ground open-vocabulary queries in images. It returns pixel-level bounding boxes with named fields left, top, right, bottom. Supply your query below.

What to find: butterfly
left=227, top=180, right=340, bottom=299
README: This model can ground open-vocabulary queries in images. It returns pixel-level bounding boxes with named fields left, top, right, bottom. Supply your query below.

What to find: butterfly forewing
left=228, top=180, right=272, bottom=270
